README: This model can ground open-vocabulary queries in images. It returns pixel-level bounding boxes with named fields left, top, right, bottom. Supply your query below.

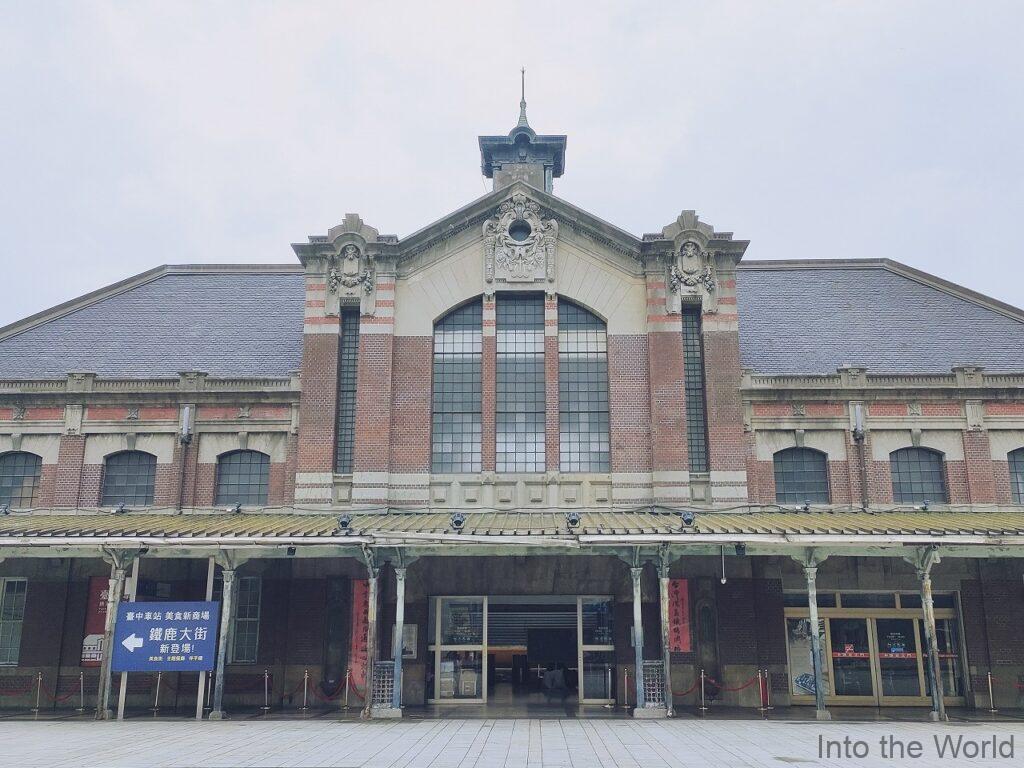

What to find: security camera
left=232, top=502, right=242, bottom=514
left=680, top=510, right=696, bottom=528
left=450, top=512, right=466, bottom=532
left=734, top=543, right=746, bottom=557
left=286, top=546, right=297, bottom=557
left=565, top=510, right=581, bottom=529
left=337, top=513, right=352, bottom=532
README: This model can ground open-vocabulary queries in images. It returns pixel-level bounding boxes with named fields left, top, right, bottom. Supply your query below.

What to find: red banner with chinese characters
left=348, top=579, right=369, bottom=693
left=81, top=576, right=110, bottom=666
left=667, top=578, right=691, bottom=653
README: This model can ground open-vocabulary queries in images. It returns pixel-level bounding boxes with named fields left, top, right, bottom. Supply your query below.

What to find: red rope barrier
left=670, top=679, right=701, bottom=697
left=703, top=674, right=761, bottom=692
left=40, top=681, right=77, bottom=704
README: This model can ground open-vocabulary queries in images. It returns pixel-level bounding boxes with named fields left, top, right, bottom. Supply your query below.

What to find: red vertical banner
left=81, top=576, right=110, bottom=666
left=667, top=578, right=691, bottom=653
left=348, top=579, right=369, bottom=692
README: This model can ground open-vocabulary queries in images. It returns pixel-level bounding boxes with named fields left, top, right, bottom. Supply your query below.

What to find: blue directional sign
left=112, top=601, right=220, bottom=672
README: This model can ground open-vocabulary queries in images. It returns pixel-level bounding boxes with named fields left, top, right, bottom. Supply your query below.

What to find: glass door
left=828, top=618, right=876, bottom=700
left=431, top=597, right=487, bottom=702
left=578, top=597, right=615, bottom=703
left=873, top=618, right=924, bottom=701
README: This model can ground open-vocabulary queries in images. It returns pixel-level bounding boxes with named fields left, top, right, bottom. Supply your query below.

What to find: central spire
left=517, top=67, right=529, bottom=129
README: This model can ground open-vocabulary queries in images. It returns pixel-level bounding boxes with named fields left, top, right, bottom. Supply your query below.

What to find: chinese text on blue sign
left=112, top=601, right=220, bottom=672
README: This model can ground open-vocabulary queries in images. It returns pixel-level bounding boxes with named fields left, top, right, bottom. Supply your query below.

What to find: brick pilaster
left=963, top=429, right=996, bottom=503
left=53, top=433, right=85, bottom=507
left=608, top=335, right=652, bottom=473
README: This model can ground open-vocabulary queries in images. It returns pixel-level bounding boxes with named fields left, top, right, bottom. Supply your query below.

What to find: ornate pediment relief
left=482, top=192, right=557, bottom=295
left=663, top=212, right=719, bottom=315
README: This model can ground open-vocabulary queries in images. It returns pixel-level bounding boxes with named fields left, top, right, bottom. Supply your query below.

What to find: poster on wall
left=81, top=576, right=109, bottom=666
left=667, top=578, right=692, bottom=652
left=348, top=579, right=369, bottom=692
left=392, top=624, right=417, bottom=659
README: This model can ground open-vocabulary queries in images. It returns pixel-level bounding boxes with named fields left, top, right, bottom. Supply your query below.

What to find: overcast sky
left=1, top=1, right=1022, bottom=327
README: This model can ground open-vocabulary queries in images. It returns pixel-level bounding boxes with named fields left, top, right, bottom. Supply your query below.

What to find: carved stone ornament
left=328, top=244, right=374, bottom=296
left=483, top=192, right=557, bottom=292
left=669, top=240, right=715, bottom=295
left=11, top=405, right=25, bottom=421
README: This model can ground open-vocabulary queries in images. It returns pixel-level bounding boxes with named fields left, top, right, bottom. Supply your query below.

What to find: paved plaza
left=3, top=717, right=1024, bottom=768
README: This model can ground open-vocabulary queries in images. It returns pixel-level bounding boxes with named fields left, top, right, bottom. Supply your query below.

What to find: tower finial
left=517, top=67, right=529, bottom=128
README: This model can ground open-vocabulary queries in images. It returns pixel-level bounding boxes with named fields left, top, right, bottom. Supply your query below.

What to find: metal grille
left=773, top=447, right=830, bottom=503
left=642, top=661, right=665, bottom=706
left=432, top=300, right=482, bottom=473
left=681, top=308, right=709, bottom=473
left=1010, top=448, right=1024, bottom=504
left=334, top=310, right=360, bottom=474
left=0, top=452, right=41, bottom=508
left=497, top=293, right=545, bottom=472
left=371, top=661, right=394, bottom=707
left=101, top=451, right=156, bottom=507
left=215, top=450, right=270, bottom=506
left=558, top=300, right=609, bottom=472
left=890, top=447, right=948, bottom=503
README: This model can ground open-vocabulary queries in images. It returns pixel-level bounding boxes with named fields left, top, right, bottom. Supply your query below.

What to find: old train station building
left=2, top=98, right=1024, bottom=721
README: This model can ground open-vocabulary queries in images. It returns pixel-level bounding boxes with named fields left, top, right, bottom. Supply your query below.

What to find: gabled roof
left=736, top=259, right=1024, bottom=375
left=0, top=266, right=303, bottom=379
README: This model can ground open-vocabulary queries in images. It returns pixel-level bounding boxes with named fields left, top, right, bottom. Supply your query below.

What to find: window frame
left=431, top=299, right=483, bottom=474
left=214, top=450, right=270, bottom=507
left=681, top=306, right=710, bottom=473
left=334, top=309, right=360, bottom=474
left=773, top=446, right=831, bottom=504
left=890, top=447, right=948, bottom=504
left=0, top=451, right=42, bottom=508
left=1009, top=448, right=1024, bottom=504
left=100, top=450, right=157, bottom=507
left=495, top=293, right=546, bottom=473
left=0, top=577, right=28, bottom=666
left=229, top=575, right=262, bottom=664
left=557, top=299, right=610, bottom=473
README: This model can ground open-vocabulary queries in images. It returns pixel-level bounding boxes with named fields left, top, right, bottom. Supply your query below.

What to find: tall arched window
left=890, top=447, right=947, bottom=503
left=101, top=451, right=156, bottom=507
left=558, top=300, right=609, bottom=472
left=1009, top=448, right=1024, bottom=504
left=773, top=447, right=830, bottom=503
left=216, top=450, right=270, bottom=506
left=432, top=300, right=482, bottom=473
left=0, top=452, right=41, bottom=508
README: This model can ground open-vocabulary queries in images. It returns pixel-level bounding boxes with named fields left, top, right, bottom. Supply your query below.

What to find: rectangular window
left=231, top=576, right=261, bottom=664
left=497, top=294, right=545, bottom=472
left=334, top=310, right=360, bottom=474
left=681, top=307, right=709, bottom=473
left=0, top=578, right=27, bottom=665
left=558, top=302, right=609, bottom=472
left=432, top=301, right=482, bottom=473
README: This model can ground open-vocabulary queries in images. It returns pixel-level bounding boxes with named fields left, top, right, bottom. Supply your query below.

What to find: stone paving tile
left=2, top=719, right=1022, bottom=768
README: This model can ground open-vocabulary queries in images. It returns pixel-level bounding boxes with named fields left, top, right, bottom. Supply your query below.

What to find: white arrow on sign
left=121, top=633, right=144, bottom=653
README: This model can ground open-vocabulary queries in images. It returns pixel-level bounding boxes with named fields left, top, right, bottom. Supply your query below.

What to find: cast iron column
left=391, top=567, right=406, bottom=711
left=919, top=563, right=947, bottom=721
left=362, top=564, right=379, bottom=719
left=658, top=557, right=673, bottom=716
left=95, top=564, right=127, bottom=720
left=208, top=568, right=236, bottom=720
left=631, top=566, right=646, bottom=710
left=803, top=564, right=831, bottom=720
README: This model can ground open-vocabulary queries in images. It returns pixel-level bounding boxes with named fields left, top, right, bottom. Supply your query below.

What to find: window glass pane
left=559, top=301, right=609, bottom=472
left=681, top=308, right=709, bottom=473
left=334, top=310, right=360, bottom=474
left=437, top=650, right=483, bottom=699
left=774, top=448, right=830, bottom=503
left=582, top=650, right=614, bottom=699
left=497, top=294, right=545, bottom=472
left=101, top=451, right=156, bottom=506
left=231, top=576, right=261, bottom=663
left=931, top=617, right=964, bottom=697
left=440, top=599, right=483, bottom=645
left=875, top=618, right=921, bottom=696
left=581, top=598, right=614, bottom=646
left=786, top=617, right=830, bottom=695
left=432, top=301, right=482, bottom=473
left=0, top=579, right=27, bottom=665
left=0, top=452, right=41, bottom=508
left=829, top=618, right=874, bottom=696
left=215, top=451, right=270, bottom=506
left=1010, top=449, right=1024, bottom=504
left=890, top=448, right=947, bottom=503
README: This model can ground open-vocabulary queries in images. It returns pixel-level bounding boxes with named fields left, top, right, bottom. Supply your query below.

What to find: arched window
left=216, top=450, right=270, bottom=506
left=101, top=451, right=156, bottom=507
left=1009, top=448, right=1024, bottom=504
left=773, top=447, right=830, bottom=503
left=432, top=300, right=482, bottom=473
left=558, top=300, right=609, bottom=472
left=890, top=447, right=947, bottom=503
left=0, top=452, right=41, bottom=508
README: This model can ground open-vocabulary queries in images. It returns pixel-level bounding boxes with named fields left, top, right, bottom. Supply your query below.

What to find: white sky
left=1, top=1, right=1022, bottom=327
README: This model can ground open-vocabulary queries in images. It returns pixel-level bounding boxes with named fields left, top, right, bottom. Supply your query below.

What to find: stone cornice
left=0, top=371, right=300, bottom=402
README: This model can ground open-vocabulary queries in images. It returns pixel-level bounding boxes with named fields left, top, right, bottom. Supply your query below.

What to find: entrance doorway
left=784, top=590, right=965, bottom=707
left=426, top=595, right=615, bottom=706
